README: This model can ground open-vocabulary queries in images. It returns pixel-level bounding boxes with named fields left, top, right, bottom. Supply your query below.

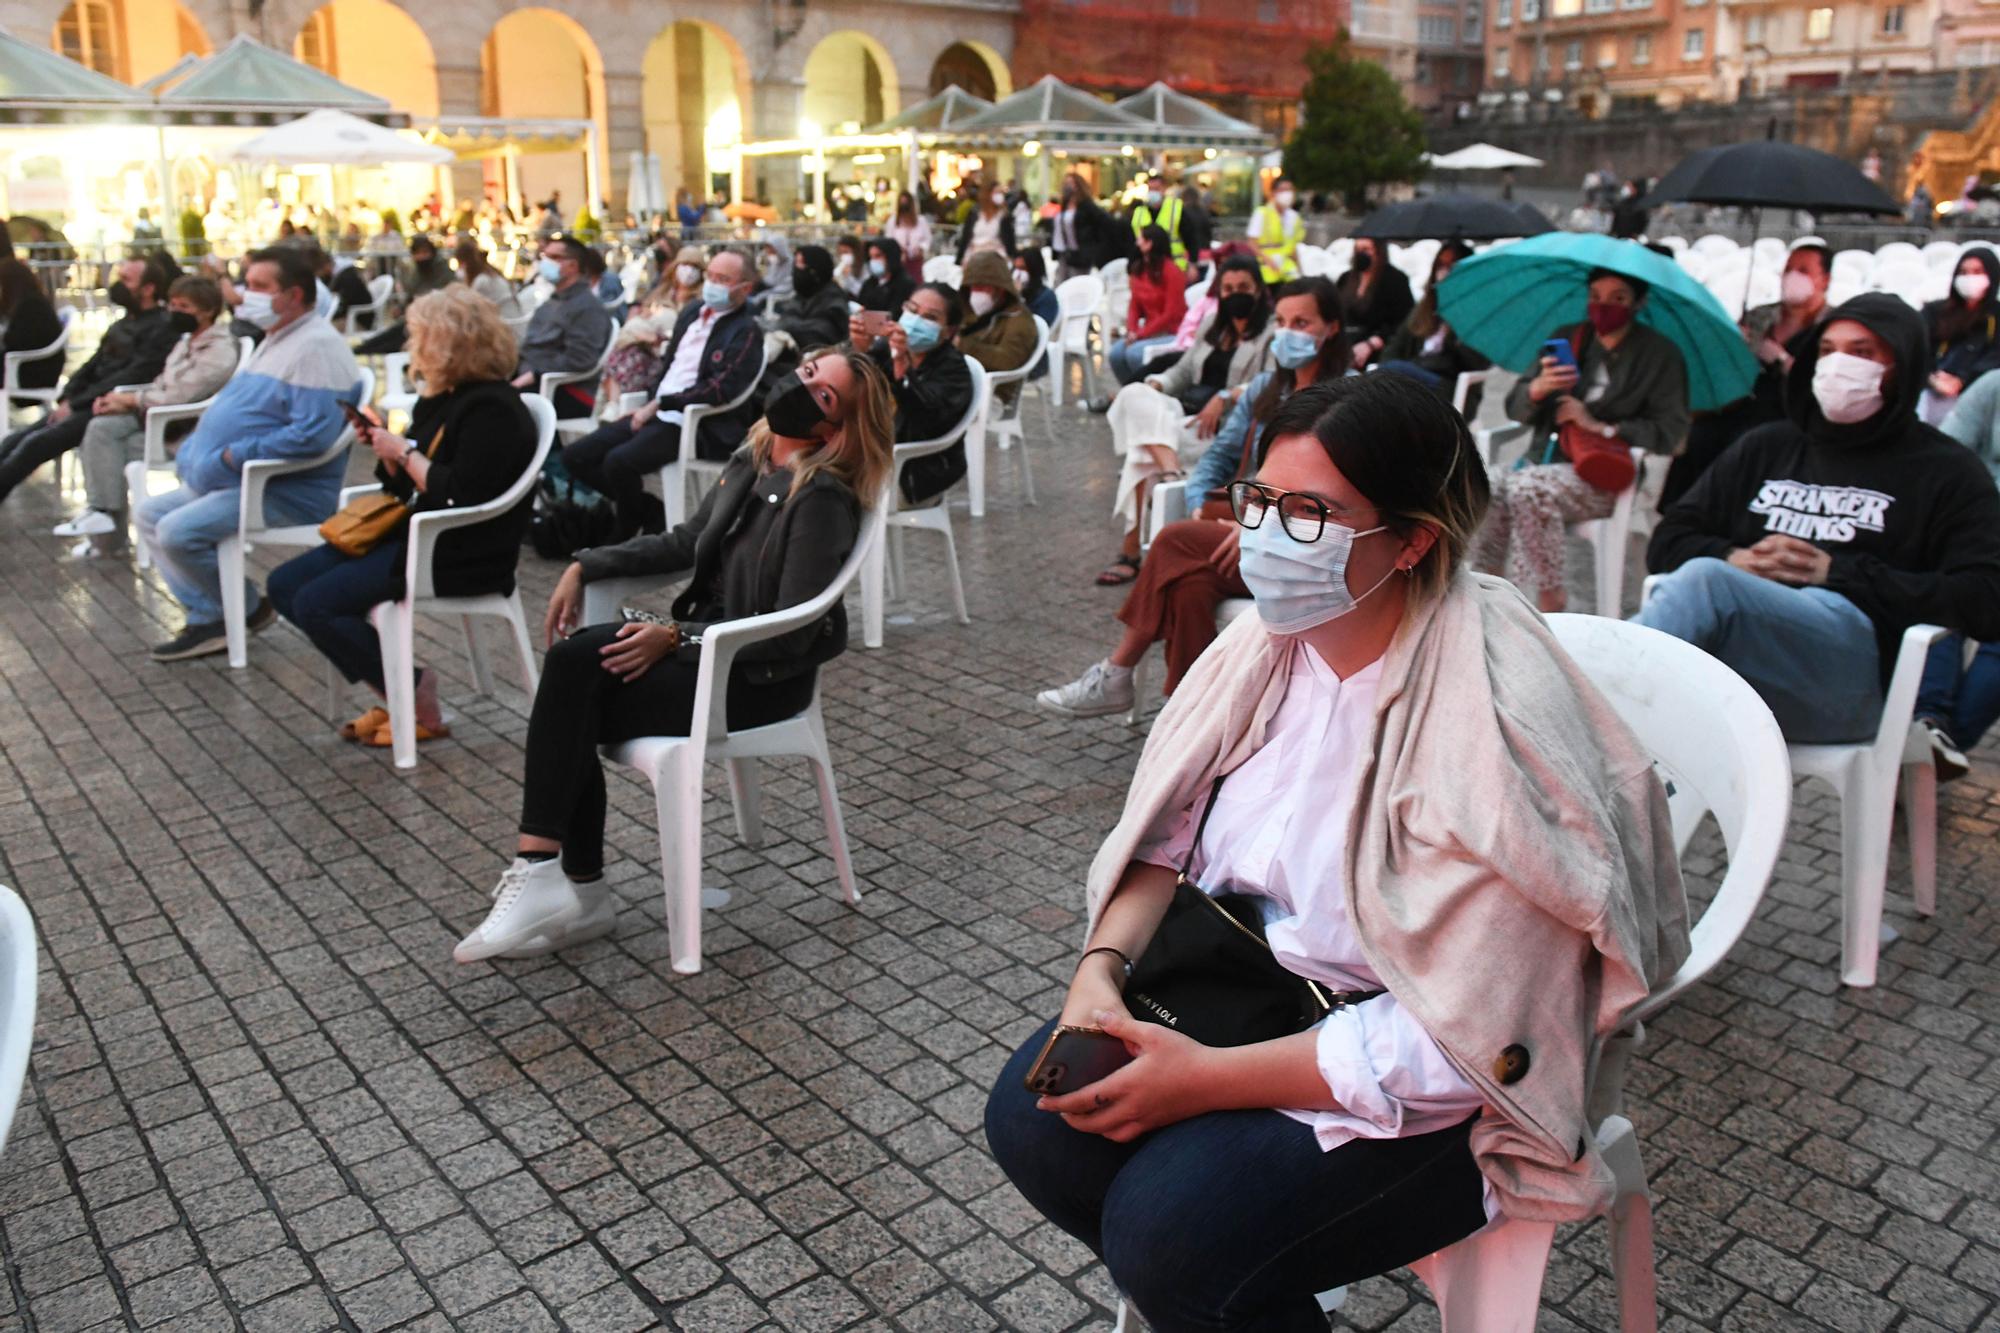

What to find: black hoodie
left=857, top=235, right=915, bottom=314
left=1649, top=292, right=2000, bottom=680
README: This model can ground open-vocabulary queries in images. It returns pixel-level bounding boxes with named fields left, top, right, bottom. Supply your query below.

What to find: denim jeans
left=984, top=1018, right=1487, bottom=1333
left=1109, top=336, right=1176, bottom=386
left=267, top=540, right=409, bottom=691
left=1917, top=634, right=2000, bottom=749
left=136, top=484, right=326, bottom=625
left=1632, top=556, right=1882, bottom=743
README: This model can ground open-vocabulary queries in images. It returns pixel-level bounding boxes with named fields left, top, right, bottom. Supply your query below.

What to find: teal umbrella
left=1435, top=232, right=1756, bottom=411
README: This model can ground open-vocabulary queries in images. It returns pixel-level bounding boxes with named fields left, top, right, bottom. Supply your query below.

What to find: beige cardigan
left=1085, top=572, right=1691, bottom=1221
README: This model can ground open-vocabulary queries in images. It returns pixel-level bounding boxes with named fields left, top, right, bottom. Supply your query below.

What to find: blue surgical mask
left=869, top=257, right=888, bottom=278
left=535, top=257, right=561, bottom=283
left=701, top=280, right=736, bottom=312
left=899, top=310, right=942, bottom=352
left=1271, top=328, right=1321, bottom=370
left=1237, top=512, right=1393, bottom=634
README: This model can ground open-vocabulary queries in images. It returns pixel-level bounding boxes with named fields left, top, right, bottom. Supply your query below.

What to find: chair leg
left=967, top=414, right=987, bottom=520
left=1900, top=761, right=1937, bottom=917
left=1112, top=1300, right=1133, bottom=1333
left=726, top=759, right=765, bottom=847
left=502, top=595, right=540, bottom=695
left=125, top=462, right=152, bottom=568
left=1839, top=771, right=1894, bottom=987
left=657, top=750, right=706, bottom=975
left=663, top=464, right=688, bottom=530
left=889, top=525, right=906, bottom=599
left=218, top=536, right=249, bottom=669
left=862, top=523, right=886, bottom=650
left=1408, top=1218, right=1554, bottom=1333
left=1595, top=529, right=1624, bottom=617
left=1598, top=1118, right=1660, bottom=1333
left=1048, top=344, right=1065, bottom=408
left=1017, top=424, right=1037, bottom=507
left=463, top=614, right=495, bottom=696
left=936, top=512, right=969, bottom=625
left=1126, top=655, right=1151, bottom=727
left=803, top=706, right=859, bottom=906
left=378, top=602, right=419, bottom=770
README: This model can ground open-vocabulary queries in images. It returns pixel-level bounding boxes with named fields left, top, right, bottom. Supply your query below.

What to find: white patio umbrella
left=223, top=108, right=451, bottom=165
left=1425, top=143, right=1545, bottom=172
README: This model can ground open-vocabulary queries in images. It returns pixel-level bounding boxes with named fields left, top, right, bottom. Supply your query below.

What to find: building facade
left=1485, top=0, right=1714, bottom=111
left=0, top=0, right=1020, bottom=213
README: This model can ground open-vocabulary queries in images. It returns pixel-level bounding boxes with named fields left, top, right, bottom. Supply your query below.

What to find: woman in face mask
left=1373, top=241, right=1490, bottom=414
left=755, top=235, right=794, bottom=303
left=767, top=244, right=850, bottom=352
left=1012, top=248, right=1061, bottom=331
left=454, top=235, right=522, bottom=320
left=856, top=236, right=915, bottom=314
left=1334, top=237, right=1416, bottom=370
left=955, top=178, right=1018, bottom=264
left=955, top=250, right=1039, bottom=410
left=886, top=193, right=933, bottom=280
left=1479, top=268, right=1691, bottom=613
left=603, top=244, right=709, bottom=404
left=1919, top=245, right=2000, bottom=424
left=833, top=235, right=866, bottom=297
left=455, top=346, right=897, bottom=964
left=846, top=280, right=975, bottom=505
left=994, top=373, right=1690, bottom=1333
left=1040, top=277, right=1348, bottom=718
left=1097, top=254, right=1277, bottom=585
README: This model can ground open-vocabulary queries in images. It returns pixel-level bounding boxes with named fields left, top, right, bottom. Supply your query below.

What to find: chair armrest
left=140, top=399, right=213, bottom=467
left=110, top=382, right=151, bottom=395
left=403, top=495, right=530, bottom=599
left=539, top=366, right=596, bottom=398
left=337, top=482, right=381, bottom=506
left=1878, top=623, right=1949, bottom=753
left=1147, top=479, right=1190, bottom=548
left=238, top=432, right=354, bottom=533
left=581, top=573, right=688, bottom=626
left=688, top=598, right=839, bottom=742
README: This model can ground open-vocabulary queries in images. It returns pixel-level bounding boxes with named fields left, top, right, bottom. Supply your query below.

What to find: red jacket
left=1127, top=260, right=1188, bottom=343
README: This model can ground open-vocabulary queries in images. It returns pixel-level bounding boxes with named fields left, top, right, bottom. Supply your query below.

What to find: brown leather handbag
left=316, top=425, right=444, bottom=556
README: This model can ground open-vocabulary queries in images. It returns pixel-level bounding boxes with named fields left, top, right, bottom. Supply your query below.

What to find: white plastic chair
left=1830, top=248, right=1873, bottom=287
left=1873, top=240, right=1922, bottom=269
left=342, top=274, right=395, bottom=335
left=539, top=313, right=619, bottom=441
left=216, top=367, right=376, bottom=669
left=3, top=306, right=75, bottom=418
left=922, top=254, right=961, bottom=283
left=325, top=394, right=556, bottom=769
left=861, top=361, right=985, bottom=648
left=1638, top=577, right=1944, bottom=987
left=1048, top=274, right=1105, bottom=408
left=1400, top=614, right=1792, bottom=1333
left=1450, top=369, right=1492, bottom=418
left=1294, top=243, right=1331, bottom=277
left=659, top=341, right=766, bottom=530
left=126, top=335, right=256, bottom=568
left=0, top=885, right=39, bottom=1160
left=964, top=315, right=1045, bottom=518
left=1097, top=257, right=1130, bottom=339
left=1921, top=239, right=1962, bottom=270
left=1690, top=233, right=1739, bottom=261
left=378, top=351, right=420, bottom=419
left=1569, top=447, right=1647, bottom=616
left=585, top=492, right=886, bottom=974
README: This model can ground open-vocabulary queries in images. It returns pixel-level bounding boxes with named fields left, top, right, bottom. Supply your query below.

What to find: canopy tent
left=0, top=26, right=151, bottom=117
left=943, top=75, right=1150, bottom=151
left=421, top=116, right=591, bottom=160
left=150, top=34, right=394, bottom=121
left=1425, top=143, right=1544, bottom=171
left=224, top=109, right=448, bottom=166
left=1113, top=82, right=1267, bottom=150
left=865, top=85, right=993, bottom=134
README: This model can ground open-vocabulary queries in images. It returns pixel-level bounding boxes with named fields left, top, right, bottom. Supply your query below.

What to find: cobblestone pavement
left=0, top=377, right=1995, bottom=1333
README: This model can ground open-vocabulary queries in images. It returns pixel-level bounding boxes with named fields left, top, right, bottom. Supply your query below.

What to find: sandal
left=339, top=707, right=389, bottom=743
left=364, top=718, right=452, bottom=748
left=1095, top=555, right=1141, bottom=586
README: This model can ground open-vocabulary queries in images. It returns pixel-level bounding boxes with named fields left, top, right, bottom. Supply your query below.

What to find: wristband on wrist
left=1079, top=945, right=1133, bottom=978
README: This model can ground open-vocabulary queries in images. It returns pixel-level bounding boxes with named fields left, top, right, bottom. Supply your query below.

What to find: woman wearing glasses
left=986, top=374, right=1690, bottom=1331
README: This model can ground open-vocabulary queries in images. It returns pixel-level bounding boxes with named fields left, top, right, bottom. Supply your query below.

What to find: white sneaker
left=1035, top=660, right=1136, bottom=718
left=453, top=858, right=617, bottom=963
left=52, top=508, right=117, bottom=538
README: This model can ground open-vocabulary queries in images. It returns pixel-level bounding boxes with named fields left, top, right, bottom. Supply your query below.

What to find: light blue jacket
left=1940, top=369, right=2000, bottom=486
left=175, top=313, right=362, bottom=506
left=1185, top=371, right=1272, bottom=499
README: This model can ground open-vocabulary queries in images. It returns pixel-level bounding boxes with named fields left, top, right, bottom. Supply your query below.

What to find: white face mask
left=676, top=264, right=700, bottom=286
left=1236, top=510, right=1395, bottom=634
left=1274, top=189, right=1295, bottom=209
left=1780, top=271, right=1818, bottom=306
left=237, top=290, right=279, bottom=330
left=968, top=290, right=996, bottom=317
left=1812, top=350, right=1888, bottom=425
left=1955, top=271, right=1991, bottom=303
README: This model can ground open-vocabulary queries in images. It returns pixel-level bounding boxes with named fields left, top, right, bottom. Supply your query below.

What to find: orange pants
left=1117, top=518, right=1249, bottom=695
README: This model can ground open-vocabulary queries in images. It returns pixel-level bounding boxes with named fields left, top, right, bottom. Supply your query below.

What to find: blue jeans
left=1109, top=336, right=1176, bottom=386
left=267, top=540, right=409, bottom=692
left=1917, top=634, right=2000, bottom=749
left=984, top=1018, right=1486, bottom=1333
left=1633, top=556, right=1882, bottom=743
left=136, top=484, right=327, bottom=626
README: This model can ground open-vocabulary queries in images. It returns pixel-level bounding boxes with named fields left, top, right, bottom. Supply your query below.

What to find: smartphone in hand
left=341, top=400, right=380, bottom=440
left=1022, top=1025, right=1134, bottom=1097
left=859, top=309, right=893, bottom=340
left=1541, top=337, right=1578, bottom=372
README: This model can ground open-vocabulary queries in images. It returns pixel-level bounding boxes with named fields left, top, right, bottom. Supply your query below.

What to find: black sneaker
left=247, top=598, right=276, bottom=633
left=1919, top=718, right=1970, bottom=784
left=151, top=622, right=227, bottom=661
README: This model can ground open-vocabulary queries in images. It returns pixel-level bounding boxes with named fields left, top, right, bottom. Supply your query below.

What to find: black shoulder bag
left=1124, top=777, right=1382, bottom=1048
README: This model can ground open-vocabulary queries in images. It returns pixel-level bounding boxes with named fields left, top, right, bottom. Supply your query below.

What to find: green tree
left=1282, top=31, right=1427, bottom=213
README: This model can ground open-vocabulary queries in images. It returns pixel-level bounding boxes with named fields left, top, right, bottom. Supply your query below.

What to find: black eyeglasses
left=1229, top=481, right=1336, bottom=544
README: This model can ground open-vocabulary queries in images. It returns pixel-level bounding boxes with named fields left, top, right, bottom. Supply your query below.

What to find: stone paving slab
left=0, top=381, right=1995, bottom=1332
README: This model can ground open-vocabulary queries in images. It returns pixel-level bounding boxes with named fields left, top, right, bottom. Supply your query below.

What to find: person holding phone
left=1474, top=268, right=1689, bottom=613
left=266, top=287, right=537, bottom=744
left=986, top=375, right=1689, bottom=1331
left=847, top=281, right=975, bottom=504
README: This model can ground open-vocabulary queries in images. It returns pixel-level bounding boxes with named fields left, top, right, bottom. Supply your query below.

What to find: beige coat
left=1085, top=572, right=1691, bottom=1221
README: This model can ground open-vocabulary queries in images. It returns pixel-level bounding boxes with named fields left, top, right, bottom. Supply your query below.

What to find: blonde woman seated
left=1099, top=255, right=1275, bottom=586
left=269, top=286, right=537, bottom=746
left=986, top=373, right=1689, bottom=1331
left=602, top=244, right=706, bottom=402
left=453, top=346, right=896, bottom=962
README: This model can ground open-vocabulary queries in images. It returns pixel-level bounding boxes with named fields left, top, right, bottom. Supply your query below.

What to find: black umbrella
left=1354, top=193, right=1556, bottom=242
left=1642, top=140, right=1900, bottom=216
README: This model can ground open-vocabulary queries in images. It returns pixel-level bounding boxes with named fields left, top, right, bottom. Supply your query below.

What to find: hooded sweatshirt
left=956, top=249, right=1038, bottom=405
left=857, top=236, right=915, bottom=313
left=1921, top=244, right=2000, bottom=386
left=757, top=234, right=795, bottom=302
left=1648, top=292, right=2000, bottom=678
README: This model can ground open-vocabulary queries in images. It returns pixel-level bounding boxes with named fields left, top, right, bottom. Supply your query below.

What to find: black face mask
left=1218, top=291, right=1258, bottom=323
left=764, top=373, right=828, bottom=440
left=1351, top=250, right=1375, bottom=271
left=167, top=310, right=198, bottom=336
left=793, top=266, right=826, bottom=298
left=108, top=281, right=135, bottom=311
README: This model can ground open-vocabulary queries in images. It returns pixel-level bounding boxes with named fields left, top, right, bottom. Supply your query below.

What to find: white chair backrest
left=1653, top=234, right=1688, bottom=254
left=987, top=315, right=1048, bottom=392
left=1922, top=239, right=1962, bottom=269
left=1750, top=236, right=1787, bottom=269
left=0, top=885, right=37, bottom=1160
left=367, top=273, right=394, bottom=304
left=1294, top=243, right=1331, bottom=277
left=1098, top=257, right=1129, bottom=286
left=1874, top=240, right=1921, bottom=268
left=1831, top=248, right=1873, bottom=283
left=1691, top=233, right=1738, bottom=260
left=1183, top=278, right=1211, bottom=309
left=1744, top=267, right=1780, bottom=310
left=1053, top=274, right=1104, bottom=353
left=922, top=254, right=959, bottom=282
left=1545, top=615, right=1791, bottom=1022
left=895, top=359, right=987, bottom=465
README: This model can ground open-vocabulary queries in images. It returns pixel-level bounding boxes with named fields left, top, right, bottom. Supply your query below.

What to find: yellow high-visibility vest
left=1132, top=196, right=1186, bottom=261
left=1254, top=204, right=1301, bottom=283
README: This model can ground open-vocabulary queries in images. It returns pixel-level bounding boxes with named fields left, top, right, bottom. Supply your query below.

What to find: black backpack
left=528, top=476, right=618, bottom=561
